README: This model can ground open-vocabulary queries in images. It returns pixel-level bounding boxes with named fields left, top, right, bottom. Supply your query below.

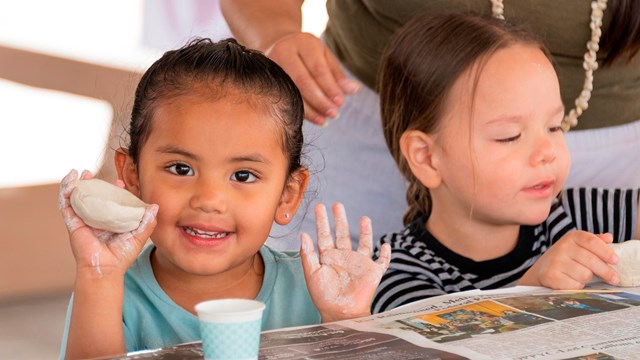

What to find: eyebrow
left=156, top=145, right=199, bottom=161
left=484, top=104, right=566, bottom=125
left=229, top=154, right=272, bottom=165
left=155, top=145, right=272, bottom=165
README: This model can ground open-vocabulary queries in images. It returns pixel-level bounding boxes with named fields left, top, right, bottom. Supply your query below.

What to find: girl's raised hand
left=300, top=203, right=391, bottom=322
left=519, top=230, right=620, bottom=289
left=59, top=169, right=158, bottom=276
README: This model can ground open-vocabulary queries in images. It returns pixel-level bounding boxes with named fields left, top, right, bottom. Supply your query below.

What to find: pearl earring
left=284, top=213, right=290, bottom=219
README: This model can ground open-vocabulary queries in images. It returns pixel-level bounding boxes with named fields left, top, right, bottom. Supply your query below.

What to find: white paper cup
left=195, top=299, right=265, bottom=360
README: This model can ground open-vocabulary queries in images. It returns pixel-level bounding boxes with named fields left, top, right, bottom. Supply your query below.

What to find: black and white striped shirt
left=372, top=188, right=639, bottom=313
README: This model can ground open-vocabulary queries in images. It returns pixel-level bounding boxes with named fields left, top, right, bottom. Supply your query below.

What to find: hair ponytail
left=404, top=179, right=431, bottom=226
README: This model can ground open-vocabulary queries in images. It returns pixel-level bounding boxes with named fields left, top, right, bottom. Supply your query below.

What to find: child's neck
left=151, top=250, right=265, bottom=315
left=426, top=211, right=520, bottom=262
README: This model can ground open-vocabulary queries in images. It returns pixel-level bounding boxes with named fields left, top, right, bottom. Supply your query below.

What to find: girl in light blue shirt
left=58, top=38, right=391, bottom=360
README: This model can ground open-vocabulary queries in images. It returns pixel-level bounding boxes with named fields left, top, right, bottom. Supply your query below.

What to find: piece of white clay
left=608, top=240, right=640, bottom=287
left=70, top=179, right=147, bottom=233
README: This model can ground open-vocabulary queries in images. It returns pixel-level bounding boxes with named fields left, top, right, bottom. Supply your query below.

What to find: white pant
left=267, top=71, right=640, bottom=250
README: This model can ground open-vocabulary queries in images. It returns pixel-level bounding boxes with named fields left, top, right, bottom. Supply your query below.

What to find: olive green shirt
left=324, top=0, right=640, bottom=130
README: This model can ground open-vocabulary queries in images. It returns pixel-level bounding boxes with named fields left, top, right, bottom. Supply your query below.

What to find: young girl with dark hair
left=58, top=38, right=390, bottom=359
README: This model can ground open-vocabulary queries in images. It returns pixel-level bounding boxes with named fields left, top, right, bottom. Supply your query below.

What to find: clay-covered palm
left=301, top=203, right=391, bottom=322
left=59, top=169, right=157, bottom=275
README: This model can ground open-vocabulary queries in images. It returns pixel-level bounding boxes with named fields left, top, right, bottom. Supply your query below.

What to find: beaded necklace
left=490, top=0, right=608, bottom=130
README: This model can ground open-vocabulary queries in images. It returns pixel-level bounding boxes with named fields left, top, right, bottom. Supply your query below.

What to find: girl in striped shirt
left=372, top=13, right=639, bottom=313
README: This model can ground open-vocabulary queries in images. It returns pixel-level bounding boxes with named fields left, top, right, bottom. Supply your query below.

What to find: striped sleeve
left=559, top=188, right=639, bottom=242
left=372, top=231, right=475, bottom=313
left=372, top=249, right=449, bottom=314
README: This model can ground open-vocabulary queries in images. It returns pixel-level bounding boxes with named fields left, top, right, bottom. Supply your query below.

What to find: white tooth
left=184, top=227, right=227, bottom=239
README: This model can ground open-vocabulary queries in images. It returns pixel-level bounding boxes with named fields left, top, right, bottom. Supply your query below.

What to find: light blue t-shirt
left=59, top=244, right=321, bottom=358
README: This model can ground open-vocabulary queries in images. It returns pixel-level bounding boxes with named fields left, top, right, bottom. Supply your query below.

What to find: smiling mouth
left=183, top=227, right=228, bottom=239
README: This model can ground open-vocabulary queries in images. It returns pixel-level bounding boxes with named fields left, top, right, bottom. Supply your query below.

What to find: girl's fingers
left=576, top=234, right=619, bottom=264
left=116, top=204, right=158, bottom=258
left=332, top=203, right=351, bottom=250
left=575, top=253, right=619, bottom=285
left=300, top=232, right=320, bottom=275
left=102, top=204, right=158, bottom=244
left=595, top=233, right=614, bottom=244
left=376, top=243, right=392, bottom=271
left=59, top=169, right=78, bottom=211
left=356, top=216, right=373, bottom=256
left=554, top=269, right=591, bottom=290
left=571, top=235, right=619, bottom=284
left=130, top=204, right=158, bottom=243
left=315, top=204, right=333, bottom=254
left=59, top=169, right=85, bottom=232
left=133, top=204, right=158, bottom=234
left=79, top=170, right=93, bottom=180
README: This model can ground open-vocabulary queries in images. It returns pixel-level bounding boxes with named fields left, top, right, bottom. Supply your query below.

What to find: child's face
left=431, top=44, right=569, bottom=226
left=125, top=93, right=295, bottom=276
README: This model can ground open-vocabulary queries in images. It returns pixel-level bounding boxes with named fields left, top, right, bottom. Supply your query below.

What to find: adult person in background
left=221, top=0, right=640, bottom=248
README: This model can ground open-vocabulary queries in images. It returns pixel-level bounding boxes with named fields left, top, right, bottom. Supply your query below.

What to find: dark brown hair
left=128, top=38, right=305, bottom=176
left=602, top=0, right=640, bottom=66
left=379, top=13, right=551, bottom=225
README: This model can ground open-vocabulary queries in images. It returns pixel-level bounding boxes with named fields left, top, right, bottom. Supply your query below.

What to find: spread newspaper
left=109, top=282, right=640, bottom=360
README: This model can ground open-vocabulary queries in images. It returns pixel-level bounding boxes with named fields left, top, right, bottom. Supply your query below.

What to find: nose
left=189, top=179, right=227, bottom=213
left=530, top=133, right=556, bottom=166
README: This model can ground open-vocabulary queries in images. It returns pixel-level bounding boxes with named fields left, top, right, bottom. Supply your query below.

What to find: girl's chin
left=519, top=212, right=551, bottom=226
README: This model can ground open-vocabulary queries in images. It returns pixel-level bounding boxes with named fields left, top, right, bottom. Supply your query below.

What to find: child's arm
left=59, top=170, right=157, bottom=359
left=300, top=203, right=391, bottom=323
left=518, top=230, right=619, bottom=289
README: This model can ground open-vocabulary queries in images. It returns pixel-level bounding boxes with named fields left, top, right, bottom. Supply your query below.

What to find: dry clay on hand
left=608, top=240, right=640, bottom=287
left=70, top=178, right=147, bottom=233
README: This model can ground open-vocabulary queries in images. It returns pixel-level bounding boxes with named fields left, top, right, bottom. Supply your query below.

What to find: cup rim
left=195, top=298, right=266, bottom=318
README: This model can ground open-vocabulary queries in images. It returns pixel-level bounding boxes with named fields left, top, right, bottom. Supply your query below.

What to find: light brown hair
left=379, top=13, right=551, bottom=225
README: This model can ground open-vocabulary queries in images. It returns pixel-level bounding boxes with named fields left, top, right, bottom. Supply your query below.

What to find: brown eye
left=231, top=170, right=256, bottom=183
left=167, top=163, right=194, bottom=176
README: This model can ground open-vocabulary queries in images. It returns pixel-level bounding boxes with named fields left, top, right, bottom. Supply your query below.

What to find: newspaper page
left=108, top=283, right=640, bottom=360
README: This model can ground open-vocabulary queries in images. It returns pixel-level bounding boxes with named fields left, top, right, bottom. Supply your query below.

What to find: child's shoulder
left=260, top=244, right=301, bottom=263
left=258, top=245, right=309, bottom=298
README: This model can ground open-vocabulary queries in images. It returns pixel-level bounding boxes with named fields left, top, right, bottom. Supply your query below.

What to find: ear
left=399, top=130, right=442, bottom=189
left=114, top=148, right=141, bottom=197
left=274, top=167, right=309, bottom=225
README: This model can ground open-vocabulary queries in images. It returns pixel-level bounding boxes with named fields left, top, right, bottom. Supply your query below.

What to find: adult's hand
left=220, top=0, right=361, bottom=125
left=265, top=32, right=361, bottom=125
